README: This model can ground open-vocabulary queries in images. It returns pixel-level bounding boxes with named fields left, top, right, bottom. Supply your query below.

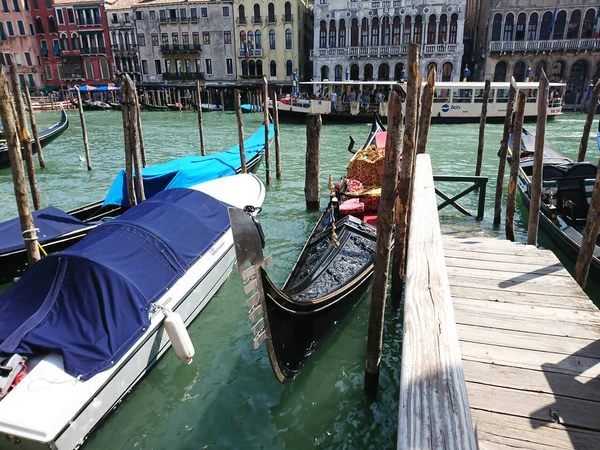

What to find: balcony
left=160, top=44, right=202, bottom=53
left=489, top=39, right=600, bottom=54
left=80, top=46, right=106, bottom=55
left=190, top=15, right=198, bottom=23
left=252, top=16, right=262, bottom=25
left=111, top=43, right=138, bottom=54
left=238, top=48, right=263, bottom=57
left=310, top=43, right=460, bottom=59
left=236, top=16, right=246, bottom=25
left=63, top=71, right=84, bottom=79
left=283, top=14, right=292, bottom=23
left=159, top=17, right=168, bottom=23
left=78, top=19, right=102, bottom=27
left=163, top=72, right=205, bottom=81
left=266, top=16, right=276, bottom=24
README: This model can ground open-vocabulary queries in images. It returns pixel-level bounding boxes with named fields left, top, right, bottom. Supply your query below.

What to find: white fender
left=162, top=308, right=195, bottom=365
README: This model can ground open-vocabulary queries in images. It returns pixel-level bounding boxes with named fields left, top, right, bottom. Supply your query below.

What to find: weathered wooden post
left=364, top=92, right=403, bottom=396
left=0, top=72, right=40, bottom=264
left=577, top=79, right=600, bottom=162
left=415, top=73, right=423, bottom=140
left=9, top=65, right=42, bottom=210
left=207, top=89, right=212, bottom=112
left=196, top=80, right=206, bottom=156
left=120, top=76, right=136, bottom=206
left=136, top=103, right=147, bottom=168
left=234, top=89, right=247, bottom=173
left=305, top=114, right=321, bottom=209
left=475, top=79, right=491, bottom=176
left=493, top=78, right=517, bottom=227
left=75, top=86, right=92, bottom=171
left=505, top=90, right=527, bottom=242
left=416, top=67, right=435, bottom=154
left=24, top=86, right=45, bottom=168
left=527, top=71, right=549, bottom=246
left=177, top=89, right=182, bottom=111
left=125, top=76, right=145, bottom=203
left=220, top=89, right=225, bottom=112
left=391, top=42, right=419, bottom=305
left=273, top=91, right=281, bottom=179
left=263, top=76, right=271, bottom=185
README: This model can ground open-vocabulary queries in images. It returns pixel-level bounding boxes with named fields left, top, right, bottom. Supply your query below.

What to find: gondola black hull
left=140, top=102, right=170, bottom=112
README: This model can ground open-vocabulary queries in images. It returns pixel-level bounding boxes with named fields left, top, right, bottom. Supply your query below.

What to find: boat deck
left=443, top=235, right=600, bottom=449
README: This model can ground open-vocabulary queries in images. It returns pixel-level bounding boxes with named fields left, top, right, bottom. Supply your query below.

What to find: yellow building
left=233, top=0, right=312, bottom=86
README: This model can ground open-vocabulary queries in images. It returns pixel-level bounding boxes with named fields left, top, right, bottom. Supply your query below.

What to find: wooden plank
left=444, top=248, right=564, bottom=266
left=445, top=256, right=571, bottom=278
left=457, top=323, right=600, bottom=358
left=446, top=266, right=578, bottom=285
left=448, top=275, right=587, bottom=298
left=466, top=381, right=600, bottom=431
left=398, top=153, right=477, bottom=449
left=443, top=238, right=554, bottom=256
left=462, top=360, right=600, bottom=402
left=459, top=341, right=600, bottom=379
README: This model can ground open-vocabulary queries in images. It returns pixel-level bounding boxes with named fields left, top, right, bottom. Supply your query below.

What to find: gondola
left=108, top=102, right=121, bottom=111
left=509, top=126, right=600, bottom=280
left=0, top=109, right=69, bottom=169
left=0, top=121, right=274, bottom=284
left=140, top=102, right=169, bottom=112
left=69, top=99, right=111, bottom=111
left=229, top=115, right=388, bottom=382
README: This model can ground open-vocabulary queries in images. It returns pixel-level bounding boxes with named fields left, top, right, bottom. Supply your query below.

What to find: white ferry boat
left=272, top=81, right=565, bottom=125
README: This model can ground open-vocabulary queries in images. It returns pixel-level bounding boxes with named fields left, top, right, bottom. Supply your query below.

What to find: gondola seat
left=557, top=178, right=590, bottom=225
left=339, top=198, right=364, bottom=215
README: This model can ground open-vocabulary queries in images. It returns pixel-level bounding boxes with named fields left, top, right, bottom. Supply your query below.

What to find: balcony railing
left=159, top=17, right=168, bottom=23
left=163, top=72, right=205, bottom=81
left=252, top=16, right=262, bottom=25
left=80, top=46, right=106, bottom=55
left=310, top=43, right=459, bottom=59
left=238, top=48, right=263, bottom=57
left=190, top=15, right=198, bottom=23
left=63, top=71, right=84, bottom=79
left=111, top=43, right=138, bottom=53
left=489, top=39, right=600, bottom=53
left=160, top=44, right=202, bottom=53
left=283, top=14, right=292, bottom=23
left=266, top=16, right=276, bottom=24
left=237, top=16, right=246, bottom=25
left=78, top=19, right=102, bottom=26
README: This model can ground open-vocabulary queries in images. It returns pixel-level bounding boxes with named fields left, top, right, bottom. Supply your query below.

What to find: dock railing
left=398, top=154, right=477, bottom=449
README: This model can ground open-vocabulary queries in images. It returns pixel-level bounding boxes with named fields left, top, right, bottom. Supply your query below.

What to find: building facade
left=465, top=0, right=600, bottom=109
left=0, top=0, right=44, bottom=89
left=232, top=0, right=312, bottom=84
left=131, top=0, right=236, bottom=85
left=106, top=0, right=139, bottom=81
left=310, top=0, right=465, bottom=84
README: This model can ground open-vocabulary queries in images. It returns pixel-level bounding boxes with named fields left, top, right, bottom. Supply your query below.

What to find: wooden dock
left=443, top=235, right=600, bottom=450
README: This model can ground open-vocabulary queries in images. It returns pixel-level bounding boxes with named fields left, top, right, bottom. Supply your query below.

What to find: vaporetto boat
left=272, top=81, right=565, bottom=125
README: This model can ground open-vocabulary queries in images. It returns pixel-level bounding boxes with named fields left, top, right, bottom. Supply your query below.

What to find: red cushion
left=363, top=214, right=378, bottom=227
left=339, top=198, right=364, bottom=215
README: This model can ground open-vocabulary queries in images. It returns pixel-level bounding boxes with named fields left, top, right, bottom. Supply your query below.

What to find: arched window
left=527, top=13, right=538, bottom=40
left=35, top=16, right=44, bottom=34
left=249, top=60, right=256, bottom=76
left=285, top=28, right=292, bottom=49
left=334, top=64, right=343, bottom=81
left=269, top=29, right=275, bottom=49
left=438, top=14, right=447, bottom=43
left=257, top=60, right=263, bottom=76
left=100, top=59, right=109, bottom=78
left=513, top=60, right=527, bottom=82
left=442, top=61, right=453, bottom=81
left=115, top=57, right=121, bottom=72
left=238, top=4, right=246, bottom=23
left=351, top=18, right=358, bottom=46
left=269, top=60, right=276, bottom=77
left=47, top=16, right=56, bottom=33
left=392, top=16, right=401, bottom=45
left=540, top=11, right=552, bottom=40
left=413, top=15, right=422, bottom=43
left=493, top=61, right=508, bottom=82
left=371, top=17, right=379, bottom=46
left=381, top=16, right=390, bottom=46
left=582, top=9, right=596, bottom=39
left=503, top=13, right=514, bottom=41
left=247, top=30, right=254, bottom=48
left=321, top=65, right=329, bottom=80
left=515, top=13, right=526, bottom=41
left=60, top=33, right=69, bottom=51
left=403, top=16, right=411, bottom=44
left=449, top=14, right=458, bottom=44
left=565, top=60, right=589, bottom=105
left=118, top=31, right=124, bottom=48
left=240, top=30, right=246, bottom=44
left=71, top=32, right=79, bottom=50
left=339, top=19, right=346, bottom=47
left=427, top=14, right=436, bottom=44
left=361, top=18, right=368, bottom=46
left=267, top=2, right=275, bottom=23
left=286, top=59, right=293, bottom=76
left=553, top=10, right=567, bottom=40
left=329, top=20, right=336, bottom=48
left=491, top=13, right=502, bottom=41
left=364, top=63, right=373, bottom=81
left=378, top=63, right=389, bottom=80
left=84, top=59, right=94, bottom=79
left=567, top=10, right=581, bottom=39
left=394, top=62, right=405, bottom=81
left=319, top=20, right=327, bottom=48
left=350, top=63, right=359, bottom=80
left=551, top=60, right=565, bottom=82
left=254, top=30, right=261, bottom=48
left=241, top=60, right=248, bottom=76
left=534, top=61, right=548, bottom=80
left=284, top=2, right=292, bottom=22
left=253, top=4, right=260, bottom=24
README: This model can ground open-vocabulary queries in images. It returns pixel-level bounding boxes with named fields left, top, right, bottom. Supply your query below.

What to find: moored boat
left=140, top=102, right=169, bottom=112
left=70, top=100, right=111, bottom=111
left=229, top=115, right=389, bottom=382
left=0, top=173, right=265, bottom=450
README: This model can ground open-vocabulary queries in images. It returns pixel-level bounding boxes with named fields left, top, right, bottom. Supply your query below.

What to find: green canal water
left=0, top=110, right=598, bottom=449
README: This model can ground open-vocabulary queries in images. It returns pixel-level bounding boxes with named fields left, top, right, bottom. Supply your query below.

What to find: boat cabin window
left=526, top=89, right=538, bottom=103
left=474, top=88, right=495, bottom=103
left=434, top=88, right=450, bottom=103
left=452, top=88, right=472, bottom=103
left=496, top=88, right=509, bottom=103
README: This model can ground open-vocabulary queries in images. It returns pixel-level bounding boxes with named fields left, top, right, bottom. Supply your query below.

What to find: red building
left=35, top=0, right=113, bottom=89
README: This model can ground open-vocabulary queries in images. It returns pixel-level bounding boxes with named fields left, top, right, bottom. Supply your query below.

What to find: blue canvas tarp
left=103, top=124, right=273, bottom=207
left=0, top=206, right=90, bottom=254
left=0, top=188, right=231, bottom=380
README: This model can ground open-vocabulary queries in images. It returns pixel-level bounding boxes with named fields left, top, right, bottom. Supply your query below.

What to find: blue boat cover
left=103, top=124, right=273, bottom=207
left=0, top=188, right=231, bottom=380
left=0, top=206, right=90, bottom=254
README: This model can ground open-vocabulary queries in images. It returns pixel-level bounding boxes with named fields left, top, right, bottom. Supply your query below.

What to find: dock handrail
left=398, top=154, right=477, bottom=449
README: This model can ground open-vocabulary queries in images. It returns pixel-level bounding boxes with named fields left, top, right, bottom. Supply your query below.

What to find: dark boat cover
left=0, top=188, right=231, bottom=380
left=103, top=124, right=273, bottom=207
left=0, top=206, right=90, bottom=254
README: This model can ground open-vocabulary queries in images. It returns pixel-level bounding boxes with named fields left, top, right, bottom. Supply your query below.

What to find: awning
left=94, top=85, right=120, bottom=91
left=69, top=85, right=97, bottom=92
left=40, top=86, right=59, bottom=93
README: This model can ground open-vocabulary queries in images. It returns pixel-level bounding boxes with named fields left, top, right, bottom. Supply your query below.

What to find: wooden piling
left=125, top=76, right=145, bottom=203
left=207, top=89, right=212, bottom=112
left=177, top=89, right=182, bottom=111
left=527, top=70, right=549, bottom=246
left=9, top=65, right=42, bottom=210
left=505, top=90, right=527, bottom=242
left=120, top=76, right=136, bottom=206
left=305, top=114, right=321, bottom=209
left=391, top=42, right=419, bottom=305
left=475, top=79, right=491, bottom=176
left=220, top=90, right=225, bottom=112
left=0, top=72, right=40, bottom=265
left=364, top=92, right=403, bottom=396
left=577, top=79, right=600, bottom=162
left=196, top=80, right=206, bottom=156
left=234, top=89, right=247, bottom=173
left=75, top=86, right=92, bottom=171
left=24, top=86, right=45, bottom=168
left=263, top=77, right=271, bottom=185
left=416, top=68, right=435, bottom=154
left=493, top=78, right=517, bottom=227
left=415, top=73, right=423, bottom=140
left=273, top=91, right=281, bottom=179
left=135, top=96, right=147, bottom=168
